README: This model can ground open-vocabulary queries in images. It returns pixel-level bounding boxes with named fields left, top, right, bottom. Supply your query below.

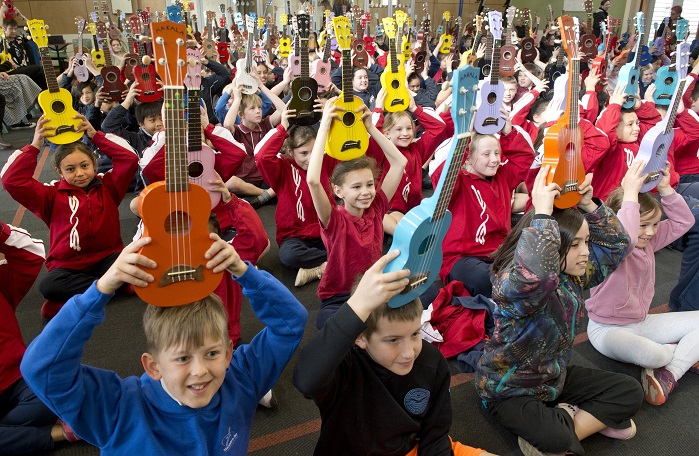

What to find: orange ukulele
left=542, top=15, right=585, bottom=209
left=136, top=19, right=221, bottom=307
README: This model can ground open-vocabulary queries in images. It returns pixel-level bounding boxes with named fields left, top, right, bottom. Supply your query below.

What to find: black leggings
left=39, top=252, right=121, bottom=302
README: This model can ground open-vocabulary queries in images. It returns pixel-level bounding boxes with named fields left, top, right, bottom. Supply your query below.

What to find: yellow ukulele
left=325, top=16, right=369, bottom=161
left=380, top=17, right=410, bottom=112
left=27, top=19, right=83, bottom=144
left=439, top=11, right=452, bottom=54
left=87, top=18, right=105, bottom=68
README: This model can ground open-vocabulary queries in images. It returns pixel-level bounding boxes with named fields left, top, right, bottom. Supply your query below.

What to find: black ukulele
left=288, top=14, right=320, bottom=126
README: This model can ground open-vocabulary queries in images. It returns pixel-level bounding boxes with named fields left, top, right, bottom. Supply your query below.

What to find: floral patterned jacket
left=475, top=203, right=630, bottom=403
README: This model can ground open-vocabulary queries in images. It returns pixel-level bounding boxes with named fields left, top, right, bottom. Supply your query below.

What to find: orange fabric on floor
left=405, top=437, right=483, bottom=456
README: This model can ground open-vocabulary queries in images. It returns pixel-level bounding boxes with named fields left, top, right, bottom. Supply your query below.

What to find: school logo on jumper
left=624, top=148, right=635, bottom=168
left=292, top=167, right=305, bottom=222
left=471, top=185, right=489, bottom=245
left=68, top=195, right=81, bottom=251
left=404, top=388, right=430, bottom=415
left=221, top=427, right=238, bottom=452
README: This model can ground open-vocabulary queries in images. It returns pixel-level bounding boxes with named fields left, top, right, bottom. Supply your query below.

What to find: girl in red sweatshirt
left=1, top=115, right=138, bottom=319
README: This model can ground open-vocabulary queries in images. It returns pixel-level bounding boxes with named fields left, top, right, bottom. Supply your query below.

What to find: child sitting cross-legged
left=20, top=235, right=308, bottom=455
left=586, top=160, right=699, bottom=406
left=293, top=250, right=496, bottom=456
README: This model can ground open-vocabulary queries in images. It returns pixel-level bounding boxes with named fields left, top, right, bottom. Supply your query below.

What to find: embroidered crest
left=404, top=388, right=430, bottom=415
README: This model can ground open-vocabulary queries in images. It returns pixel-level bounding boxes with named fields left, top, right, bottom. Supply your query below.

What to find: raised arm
left=307, top=101, right=337, bottom=227
left=364, top=107, right=407, bottom=201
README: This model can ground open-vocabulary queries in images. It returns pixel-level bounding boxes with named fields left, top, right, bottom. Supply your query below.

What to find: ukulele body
left=590, top=55, right=608, bottom=91
left=439, top=34, right=451, bottom=54
left=133, top=64, right=163, bottom=102
left=235, top=59, right=259, bottom=94
left=289, top=52, right=301, bottom=78
left=617, top=62, right=640, bottom=109
left=91, top=48, right=105, bottom=68
left=288, top=76, right=321, bottom=126
left=278, top=38, right=291, bottom=58
left=101, top=65, right=127, bottom=102
left=542, top=119, right=585, bottom=209
left=520, top=37, right=537, bottom=63
left=37, top=88, right=83, bottom=144
left=653, top=66, right=677, bottom=106
left=217, top=42, right=229, bottom=64
left=580, top=32, right=596, bottom=62
left=636, top=123, right=673, bottom=193
left=325, top=95, right=369, bottom=160
left=499, top=44, right=516, bottom=76
left=380, top=64, right=410, bottom=112
left=412, top=49, right=427, bottom=73
left=473, top=80, right=505, bottom=134
left=136, top=181, right=221, bottom=307
left=73, top=56, right=90, bottom=82
left=189, top=143, right=221, bottom=209
left=351, top=39, right=369, bottom=67
left=310, top=58, right=332, bottom=90
left=121, top=52, right=139, bottom=81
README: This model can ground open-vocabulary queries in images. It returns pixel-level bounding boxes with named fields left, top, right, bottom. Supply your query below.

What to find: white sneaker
left=295, top=264, right=324, bottom=287
left=258, top=389, right=277, bottom=408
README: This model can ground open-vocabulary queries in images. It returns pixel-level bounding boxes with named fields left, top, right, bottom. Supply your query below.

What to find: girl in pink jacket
left=586, top=161, right=699, bottom=406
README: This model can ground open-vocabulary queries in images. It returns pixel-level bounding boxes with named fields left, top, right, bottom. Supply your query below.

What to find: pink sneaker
left=642, top=367, right=677, bottom=405
left=599, top=419, right=637, bottom=440
left=58, top=419, right=81, bottom=442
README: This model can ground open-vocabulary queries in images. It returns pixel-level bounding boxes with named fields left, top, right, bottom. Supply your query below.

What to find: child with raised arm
left=293, top=250, right=495, bottom=456
left=476, top=167, right=643, bottom=456
left=586, top=161, right=699, bottom=406
left=0, top=116, right=138, bottom=320
left=308, top=99, right=407, bottom=329
left=255, top=104, right=336, bottom=287
left=20, top=235, right=308, bottom=455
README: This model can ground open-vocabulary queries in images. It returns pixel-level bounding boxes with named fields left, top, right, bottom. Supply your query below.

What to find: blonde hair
left=240, top=93, right=263, bottom=112
left=467, top=134, right=500, bottom=161
left=382, top=111, right=414, bottom=135
left=364, top=299, right=422, bottom=337
left=143, top=294, right=229, bottom=355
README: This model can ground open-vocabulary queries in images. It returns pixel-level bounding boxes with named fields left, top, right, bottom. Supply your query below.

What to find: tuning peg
left=142, top=55, right=152, bottom=65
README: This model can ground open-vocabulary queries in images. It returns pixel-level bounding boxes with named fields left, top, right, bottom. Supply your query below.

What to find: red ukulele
left=132, top=12, right=162, bottom=103
left=136, top=19, right=221, bottom=307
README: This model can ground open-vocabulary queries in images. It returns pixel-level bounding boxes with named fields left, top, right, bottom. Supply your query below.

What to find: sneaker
left=599, top=419, right=637, bottom=440
left=421, top=167, right=432, bottom=190
left=642, top=367, right=677, bottom=405
left=556, top=402, right=578, bottom=419
left=10, top=121, right=36, bottom=130
left=40, top=300, right=65, bottom=321
left=0, top=140, right=11, bottom=149
left=258, top=389, right=277, bottom=409
left=58, top=419, right=81, bottom=442
left=295, top=263, right=325, bottom=287
left=517, top=436, right=566, bottom=456
left=689, top=361, right=699, bottom=374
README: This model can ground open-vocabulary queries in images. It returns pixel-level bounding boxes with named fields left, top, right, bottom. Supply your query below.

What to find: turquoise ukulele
left=383, top=64, right=480, bottom=308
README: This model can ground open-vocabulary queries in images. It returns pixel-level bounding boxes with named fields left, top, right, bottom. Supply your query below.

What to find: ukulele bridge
left=644, top=171, right=661, bottom=184
left=401, top=272, right=430, bottom=294
left=390, top=98, right=405, bottom=107
left=159, top=264, right=206, bottom=287
left=341, top=140, right=362, bottom=152
left=55, top=125, right=78, bottom=135
left=561, top=181, right=579, bottom=194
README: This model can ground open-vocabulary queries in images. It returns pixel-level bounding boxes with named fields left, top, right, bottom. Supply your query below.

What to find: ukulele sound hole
left=391, top=80, right=399, bottom=89
left=51, top=100, right=66, bottom=114
left=127, top=57, right=138, bottom=67
left=656, top=144, right=666, bottom=158
left=503, top=51, right=512, bottom=60
left=665, top=77, right=673, bottom=85
left=342, top=111, right=356, bottom=127
left=630, top=75, right=637, bottom=85
left=299, top=87, right=313, bottom=101
left=585, top=39, right=594, bottom=48
left=188, top=161, right=203, bottom=179
left=565, top=143, right=576, bottom=160
left=164, top=211, right=192, bottom=235
left=487, top=91, right=497, bottom=104
left=356, top=44, right=364, bottom=52
left=141, top=73, right=151, bottom=82
left=418, top=235, right=435, bottom=256
left=106, top=72, right=118, bottom=83
left=524, top=43, right=532, bottom=51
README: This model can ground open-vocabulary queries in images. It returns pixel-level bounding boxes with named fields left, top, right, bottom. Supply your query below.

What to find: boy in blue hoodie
left=20, top=235, right=308, bottom=455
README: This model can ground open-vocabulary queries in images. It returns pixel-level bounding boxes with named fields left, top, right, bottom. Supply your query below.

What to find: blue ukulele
left=654, top=20, right=689, bottom=106
left=383, top=65, right=480, bottom=308
left=635, top=37, right=690, bottom=193
left=617, top=12, right=645, bottom=109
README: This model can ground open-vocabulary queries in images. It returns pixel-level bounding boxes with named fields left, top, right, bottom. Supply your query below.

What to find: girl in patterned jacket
left=255, top=105, right=338, bottom=287
left=1, top=115, right=138, bottom=320
left=475, top=166, right=643, bottom=456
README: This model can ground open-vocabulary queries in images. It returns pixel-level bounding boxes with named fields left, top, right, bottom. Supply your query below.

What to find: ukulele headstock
left=487, top=11, right=502, bottom=41
left=27, top=19, right=48, bottom=48
left=150, top=20, right=187, bottom=87
left=395, top=10, right=406, bottom=29
left=297, top=14, right=310, bottom=39
left=381, top=17, right=396, bottom=40
left=95, top=21, right=108, bottom=41
left=166, top=5, right=183, bottom=23
left=128, top=15, right=141, bottom=35
left=558, top=15, right=577, bottom=59
left=452, top=65, right=480, bottom=136
left=184, top=48, right=202, bottom=90
left=635, top=12, right=645, bottom=40
left=332, top=16, right=352, bottom=50
left=76, top=17, right=86, bottom=34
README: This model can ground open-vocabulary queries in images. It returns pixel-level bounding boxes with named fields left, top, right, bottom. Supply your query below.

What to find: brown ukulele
left=136, top=18, right=222, bottom=307
left=95, top=21, right=127, bottom=102
left=499, top=6, right=517, bottom=76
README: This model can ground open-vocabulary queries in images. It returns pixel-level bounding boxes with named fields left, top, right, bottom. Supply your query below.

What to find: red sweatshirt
left=140, top=124, right=247, bottom=183
left=1, top=132, right=138, bottom=271
left=593, top=102, right=672, bottom=200
left=369, top=106, right=446, bottom=213
left=0, top=223, right=45, bottom=394
left=255, top=124, right=337, bottom=246
left=431, top=128, right=534, bottom=281
left=673, top=110, right=699, bottom=176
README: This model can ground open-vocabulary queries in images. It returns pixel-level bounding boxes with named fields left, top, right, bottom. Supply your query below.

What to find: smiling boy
left=293, top=251, right=495, bottom=456
left=20, top=236, right=307, bottom=455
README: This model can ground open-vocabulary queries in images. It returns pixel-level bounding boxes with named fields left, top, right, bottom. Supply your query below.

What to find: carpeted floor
left=2, top=126, right=699, bottom=455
